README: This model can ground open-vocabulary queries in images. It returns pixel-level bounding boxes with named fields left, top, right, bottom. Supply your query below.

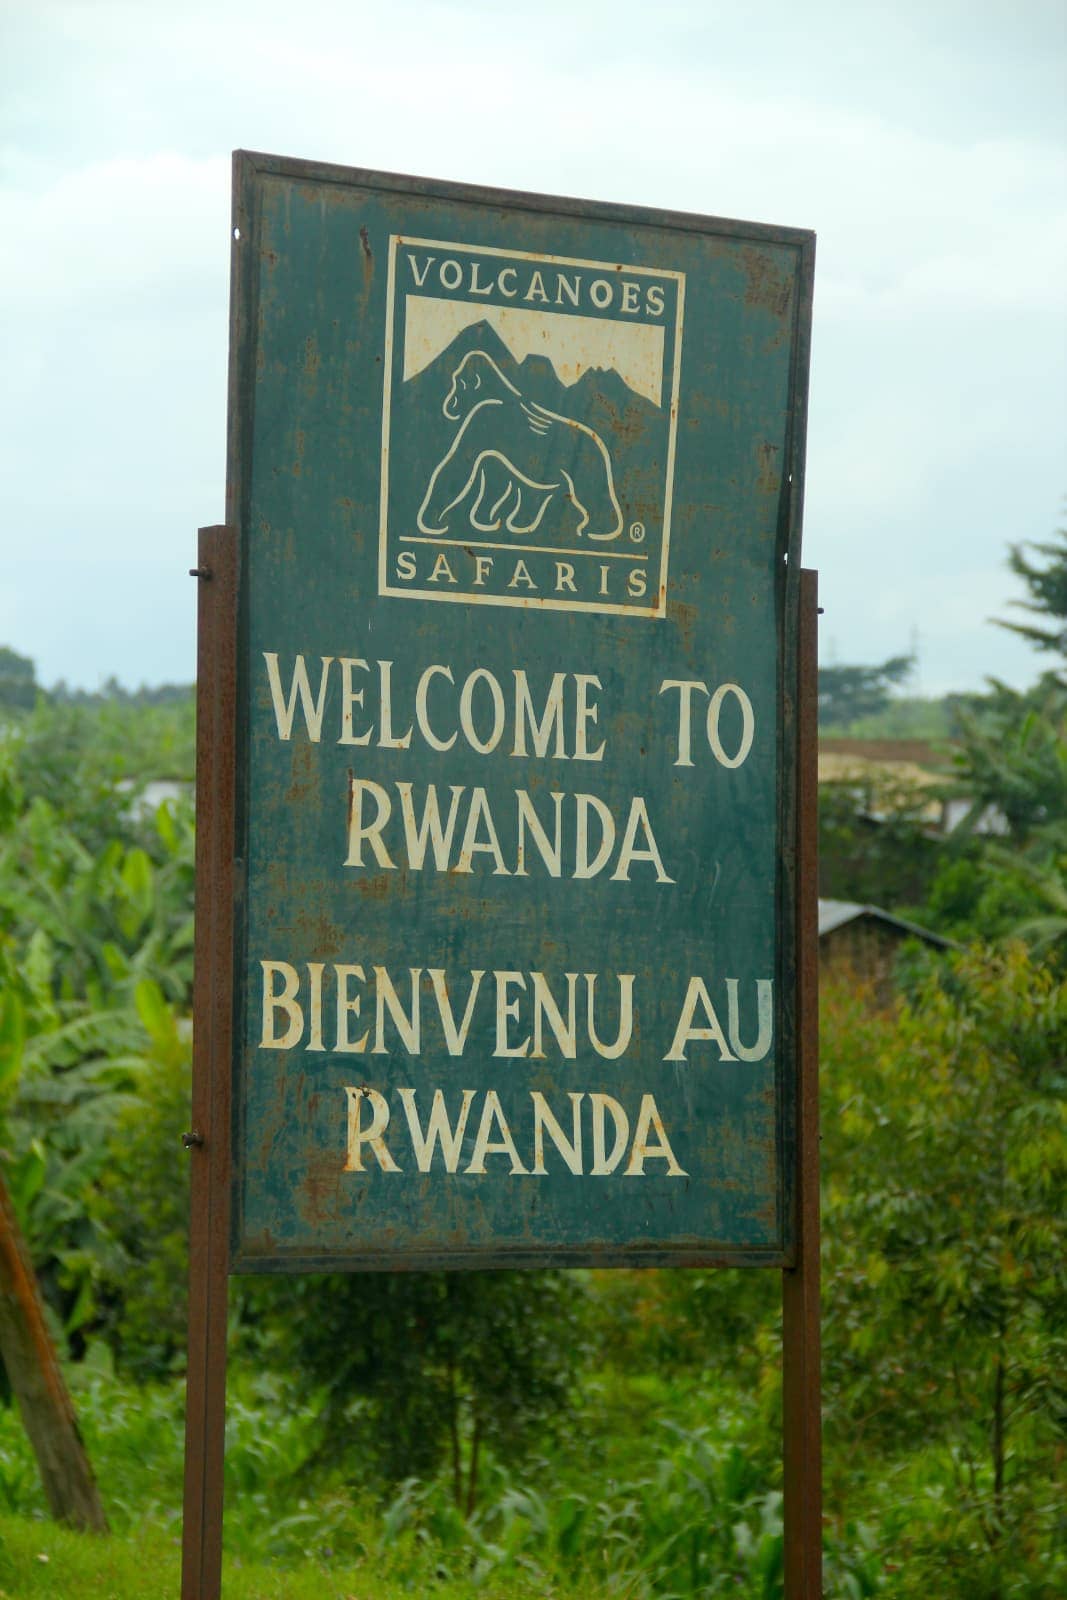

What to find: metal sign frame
left=182, top=153, right=821, bottom=1597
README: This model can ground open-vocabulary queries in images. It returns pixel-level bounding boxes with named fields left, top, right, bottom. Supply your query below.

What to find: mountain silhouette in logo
left=407, top=321, right=661, bottom=430
left=393, top=321, right=665, bottom=547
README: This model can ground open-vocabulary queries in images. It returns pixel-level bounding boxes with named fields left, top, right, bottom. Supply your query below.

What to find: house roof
left=818, top=898, right=955, bottom=949
left=819, top=738, right=954, bottom=769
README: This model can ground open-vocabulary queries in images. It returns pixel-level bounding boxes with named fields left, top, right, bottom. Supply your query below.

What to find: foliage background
left=1, top=533, right=1065, bottom=1595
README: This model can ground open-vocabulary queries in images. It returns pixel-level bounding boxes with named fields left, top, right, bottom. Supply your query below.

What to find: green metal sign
left=227, top=152, right=814, bottom=1271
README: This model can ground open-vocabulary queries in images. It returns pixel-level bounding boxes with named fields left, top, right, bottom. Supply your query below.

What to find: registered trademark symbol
left=629, top=521, right=646, bottom=543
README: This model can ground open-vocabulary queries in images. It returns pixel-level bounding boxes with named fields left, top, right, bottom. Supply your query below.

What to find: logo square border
left=377, top=234, right=686, bottom=620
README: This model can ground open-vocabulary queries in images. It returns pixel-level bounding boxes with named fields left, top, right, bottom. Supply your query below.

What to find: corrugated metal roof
left=818, top=898, right=954, bottom=948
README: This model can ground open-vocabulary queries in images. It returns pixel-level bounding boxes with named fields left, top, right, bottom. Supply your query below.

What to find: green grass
left=0, top=1514, right=582, bottom=1600
left=2, top=1356, right=1060, bottom=1598
left=0, top=1364, right=787, bottom=1599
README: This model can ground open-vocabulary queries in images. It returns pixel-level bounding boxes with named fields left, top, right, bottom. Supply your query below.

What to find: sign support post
left=783, top=567, right=822, bottom=1596
left=182, top=525, right=238, bottom=1600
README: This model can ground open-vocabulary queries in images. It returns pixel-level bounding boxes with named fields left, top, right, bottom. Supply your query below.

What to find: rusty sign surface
left=226, top=152, right=814, bottom=1271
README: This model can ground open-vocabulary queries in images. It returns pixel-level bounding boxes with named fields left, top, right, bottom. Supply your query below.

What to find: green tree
left=821, top=949, right=1067, bottom=1592
left=0, top=648, right=37, bottom=713
left=818, top=654, right=913, bottom=730
left=259, top=1268, right=588, bottom=1512
left=946, top=677, right=1066, bottom=842
left=929, top=518, right=1067, bottom=957
left=0, top=699, right=196, bottom=1351
left=88, top=983, right=192, bottom=1381
left=993, top=525, right=1067, bottom=671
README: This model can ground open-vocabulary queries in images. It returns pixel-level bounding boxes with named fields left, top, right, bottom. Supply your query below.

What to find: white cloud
left=0, top=0, right=1064, bottom=688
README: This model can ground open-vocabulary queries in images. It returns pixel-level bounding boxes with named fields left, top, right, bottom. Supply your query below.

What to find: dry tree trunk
left=0, top=1168, right=108, bottom=1532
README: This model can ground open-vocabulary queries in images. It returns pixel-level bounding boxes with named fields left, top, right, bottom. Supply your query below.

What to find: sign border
left=223, top=150, right=815, bottom=1275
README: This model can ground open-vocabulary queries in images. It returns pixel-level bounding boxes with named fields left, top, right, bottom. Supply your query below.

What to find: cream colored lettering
left=512, top=670, right=567, bottom=759
left=406, top=254, right=435, bottom=287
left=459, top=668, right=506, bottom=755
left=258, top=963, right=645, bottom=1061
left=414, top=664, right=457, bottom=751
left=427, top=969, right=484, bottom=1055
left=468, top=262, right=492, bottom=297
left=466, top=1091, right=529, bottom=1174
left=428, top=552, right=458, bottom=584
left=531, top=1092, right=584, bottom=1175
left=407, top=253, right=668, bottom=321
left=574, top=793, right=615, bottom=879
left=658, top=677, right=709, bottom=767
left=397, top=1087, right=476, bottom=1172
left=396, top=781, right=465, bottom=870
left=494, top=971, right=530, bottom=1058
left=589, top=1093, right=628, bottom=1175
left=530, top=971, right=578, bottom=1059
left=725, top=978, right=774, bottom=1062
left=343, top=1087, right=400, bottom=1172
left=507, top=558, right=537, bottom=590
left=338, top=1087, right=691, bottom=1176
left=345, top=777, right=397, bottom=869
left=377, top=661, right=413, bottom=749
left=263, top=652, right=333, bottom=742
left=260, top=960, right=302, bottom=1049
left=335, top=963, right=370, bottom=1053
left=307, top=962, right=325, bottom=1051
left=664, top=977, right=737, bottom=1062
left=706, top=683, right=755, bottom=769
left=659, top=678, right=756, bottom=769
left=338, top=657, right=372, bottom=746
left=573, top=675, right=606, bottom=761
left=515, top=790, right=564, bottom=878
left=625, top=1095, right=687, bottom=1176
left=524, top=270, right=549, bottom=303
left=262, top=660, right=612, bottom=762
left=610, top=798, right=674, bottom=883
left=372, top=966, right=421, bottom=1055
left=343, top=781, right=670, bottom=883
left=455, top=787, right=510, bottom=875
left=586, top=972, right=635, bottom=1060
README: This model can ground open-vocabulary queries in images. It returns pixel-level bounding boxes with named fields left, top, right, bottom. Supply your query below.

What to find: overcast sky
left=2, top=0, right=1064, bottom=695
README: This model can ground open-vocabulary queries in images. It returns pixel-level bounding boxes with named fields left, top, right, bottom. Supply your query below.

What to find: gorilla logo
left=416, top=351, right=624, bottom=541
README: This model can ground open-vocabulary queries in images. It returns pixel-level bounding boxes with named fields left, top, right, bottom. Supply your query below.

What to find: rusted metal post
left=0, top=1170, right=108, bottom=1533
left=181, top=525, right=238, bottom=1600
left=782, top=567, right=822, bottom=1596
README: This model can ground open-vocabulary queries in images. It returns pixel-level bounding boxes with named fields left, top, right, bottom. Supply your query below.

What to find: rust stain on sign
left=359, top=224, right=374, bottom=294
left=741, top=246, right=794, bottom=318
left=755, top=440, right=781, bottom=495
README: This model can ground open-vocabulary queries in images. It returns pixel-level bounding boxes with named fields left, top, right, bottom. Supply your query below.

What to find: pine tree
left=994, top=525, right=1067, bottom=671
